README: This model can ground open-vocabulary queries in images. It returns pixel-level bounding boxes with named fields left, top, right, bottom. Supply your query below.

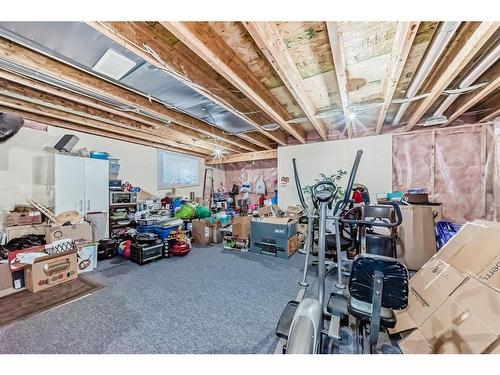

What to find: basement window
left=92, top=49, right=136, bottom=80
left=157, top=150, right=200, bottom=189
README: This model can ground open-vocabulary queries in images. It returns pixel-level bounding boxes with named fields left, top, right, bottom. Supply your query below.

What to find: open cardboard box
left=398, top=276, right=500, bottom=354
left=392, top=220, right=500, bottom=354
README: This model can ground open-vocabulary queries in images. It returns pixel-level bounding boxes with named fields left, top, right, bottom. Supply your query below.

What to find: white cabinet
left=54, top=154, right=109, bottom=235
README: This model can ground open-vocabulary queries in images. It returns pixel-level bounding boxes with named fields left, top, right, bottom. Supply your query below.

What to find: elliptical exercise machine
left=276, top=150, right=410, bottom=354
left=275, top=151, right=362, bottom=354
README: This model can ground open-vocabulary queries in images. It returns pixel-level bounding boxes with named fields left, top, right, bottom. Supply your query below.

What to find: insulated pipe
left=431, top=42, right=500, bottom=118
left=392, top=22, right=461, bottom=126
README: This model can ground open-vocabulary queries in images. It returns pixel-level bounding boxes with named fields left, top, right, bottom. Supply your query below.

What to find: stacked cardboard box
left=392, top=220, right=500, bottom=354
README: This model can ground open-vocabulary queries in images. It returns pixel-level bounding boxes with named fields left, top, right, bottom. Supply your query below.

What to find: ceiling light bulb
left=214, top=147, right=222, bottom=157
left=349, top=112, right=356, bottom=120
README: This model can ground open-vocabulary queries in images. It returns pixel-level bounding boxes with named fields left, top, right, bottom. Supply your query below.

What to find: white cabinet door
left=54, top=154, right=85, bottom=215
left=84, top=158, right=109, bottom=214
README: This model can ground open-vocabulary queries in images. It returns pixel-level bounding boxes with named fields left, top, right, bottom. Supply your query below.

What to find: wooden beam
left=0, top=37, right=260, bottom=153
left=480, top=107, right=500, bottom=122
left=0, top=95, right=213, bottom=157
left=243, top=21, right=328, bottom=141
left=443, top=75, right=500, bottom=125
left=0, top=69, right=248, bottom=154
left=206, top=149, right=277, bottom=165
left=0, top=106, right=209, bottom=158
left=161, top=22, right=307, bottom=144
left=326, top=22, right=353, bottom=138
left=376, top=22, right=420, bottom=134
left=0, top=77, right=244, bottom=155
left=405, top=22, right=499, bottom=131
left=86, top=21, right=278, bottom=149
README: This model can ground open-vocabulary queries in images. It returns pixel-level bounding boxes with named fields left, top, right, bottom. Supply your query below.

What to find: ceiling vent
left=92, top=49, right=136, bottom=80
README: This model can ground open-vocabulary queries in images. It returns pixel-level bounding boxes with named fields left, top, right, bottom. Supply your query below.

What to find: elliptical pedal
left=275, top=300, right=300, bottom=340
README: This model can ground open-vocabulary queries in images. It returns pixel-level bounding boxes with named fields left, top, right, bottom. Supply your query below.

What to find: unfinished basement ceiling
left=0, top=20, right=497, bottom=159
left=0, top=21, right=256, bottom=134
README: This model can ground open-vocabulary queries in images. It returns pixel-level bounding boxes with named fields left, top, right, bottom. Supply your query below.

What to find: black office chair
left=347, top=254, right=409, bottom=353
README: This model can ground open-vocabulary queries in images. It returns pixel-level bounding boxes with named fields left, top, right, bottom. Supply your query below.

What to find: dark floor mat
left=0, top=277, right=103, bottom=327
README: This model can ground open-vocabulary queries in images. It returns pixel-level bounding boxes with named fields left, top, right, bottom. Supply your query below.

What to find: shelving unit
left=109, top=201, right=139, bottom=239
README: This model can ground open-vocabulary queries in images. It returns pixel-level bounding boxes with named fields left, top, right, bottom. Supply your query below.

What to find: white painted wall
left=0, top=123, right=223, bottom=230
left=277, top=134, right=393, bottom=209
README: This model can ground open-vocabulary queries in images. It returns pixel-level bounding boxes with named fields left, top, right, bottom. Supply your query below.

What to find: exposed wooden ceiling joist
left=0, top=73, right=245, bottom=154
left=375, top=22, right=420, bottom=134
left=161, top=21, right=307, bottom=144
left=3, top=107, right=209, bottom=158
left=205, top=149, right=277, bottom=165
left=0, top=37, right=261, bottom=153
left=443, top=75, right=500, bottom=125
left=243, top=21, right=328, bottom=141
left=404, top=22, right=499, bottom=131
left=0, top=101, right=211, bottom=158
left=480, top=108, right=500, bottom=122
left=86, top=21, right=278, bottom=150
left=326, top=22, right=353, bottom=138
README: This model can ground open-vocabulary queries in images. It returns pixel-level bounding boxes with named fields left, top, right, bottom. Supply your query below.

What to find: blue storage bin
left=136, top=225, right=157, bottom=234
left=155, top=225, right=180, bottom=240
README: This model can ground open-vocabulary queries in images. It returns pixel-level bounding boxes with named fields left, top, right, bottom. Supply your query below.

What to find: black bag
left=231, top=184, right=239, bottom=195
left=0, top=113, right=23, bottom=142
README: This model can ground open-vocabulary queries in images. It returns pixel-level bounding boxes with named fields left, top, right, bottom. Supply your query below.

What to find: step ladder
left=202, top=168, right=215, bottom=209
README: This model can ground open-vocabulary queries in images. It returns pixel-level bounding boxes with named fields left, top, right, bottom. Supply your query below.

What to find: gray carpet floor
left=0, top=245, right=308, bottom=354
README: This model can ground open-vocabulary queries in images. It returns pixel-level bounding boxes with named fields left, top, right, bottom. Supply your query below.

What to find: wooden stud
left=243, top=21, right=328, bottom=141
left=326, top=22, right=353, bottom=138
left=161, top=21, right=306, bottom=144
left=430, top=130, right=436, bottom=200
left=376, top=22, right=420, bottom=134
left=480, top=124, right=487, bottom=218
left=86, top=21, right=278, bottom=149
left=405, top=22, right=499, bottom=131
left=480, top=108, right=500, bottom=123
left=205, top=149, right=277, bottom=165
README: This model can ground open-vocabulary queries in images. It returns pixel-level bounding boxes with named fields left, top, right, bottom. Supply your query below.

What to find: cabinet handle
left=87, top=199, right=91, bottom=211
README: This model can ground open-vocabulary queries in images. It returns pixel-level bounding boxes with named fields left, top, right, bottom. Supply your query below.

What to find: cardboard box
left=5, top=223, right=47, bottom=242
left=46, top=222, right=93, bottom=247
left=0, top=261, right=12, bottom=290
left=223, top=236, right=250, bottom=252
left=398, top=204, right=442, bottom=270
left=4, top=207, right=43, bottom=227
left=284, top=205, right=304, bottom=219
left=232, top=216, right=252, bottom=239
left=391, top=258, right=468, bottom=333
left=393, top=220, right=500, bottom=334
left=399, top=277, right=500, bottom=354
left=24, top=249, right=78, bottom=292
left=191, top=219, right=213, bottom=246
left=77, top=243, right=97, bottom=274
left=212, top=225, right=223, bottom=244
left=258, top=205, right=280, bottom=218
left=287, top=235, right=299, bottom=257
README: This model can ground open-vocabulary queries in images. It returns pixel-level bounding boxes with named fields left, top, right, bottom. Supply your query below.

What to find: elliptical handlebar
left=333, top=150, right=363, bottom=216
left=292, top=158, right=310, bottom=214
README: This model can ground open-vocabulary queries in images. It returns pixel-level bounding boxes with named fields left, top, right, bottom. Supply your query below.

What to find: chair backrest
left=348, top=254, right=409, bottom=310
